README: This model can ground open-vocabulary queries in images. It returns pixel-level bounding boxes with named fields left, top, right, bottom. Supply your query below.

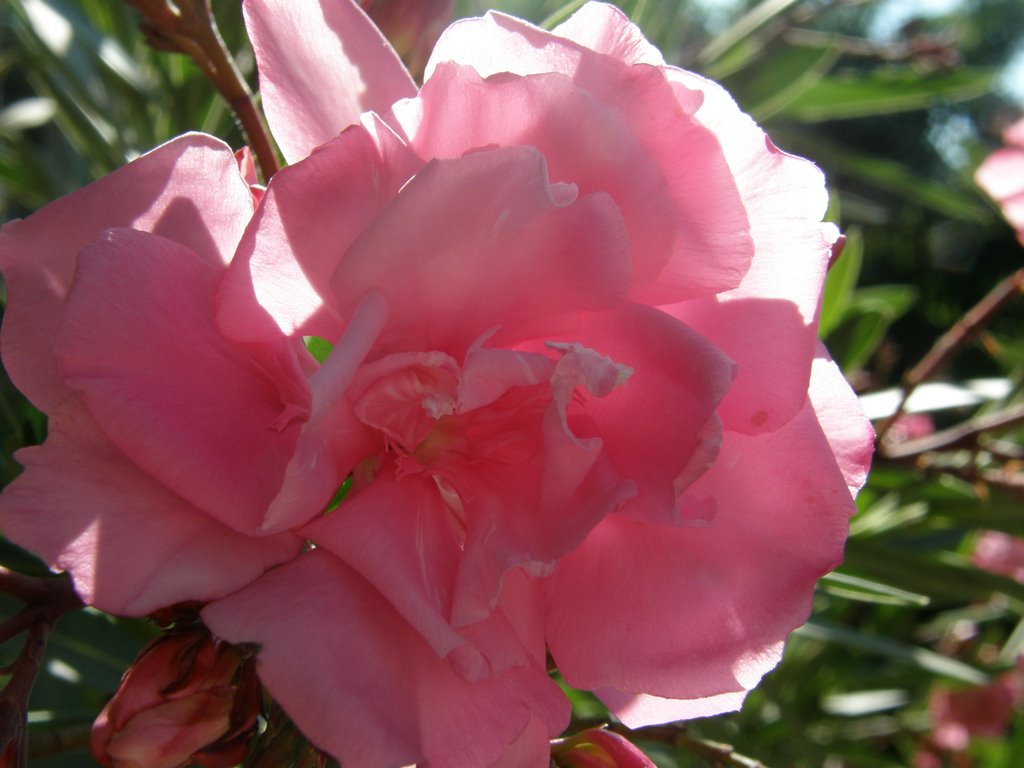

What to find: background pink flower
left=972, top=530, right=1024, bottom=583
left=975, top=117, right=1024, bottom=243
left=929, top=675, right=1021, bottom=751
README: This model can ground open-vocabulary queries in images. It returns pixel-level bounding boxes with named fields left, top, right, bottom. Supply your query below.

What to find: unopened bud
left=91, top=627, right=259, bottom=768
left=551, top=727, right=656, bottom=768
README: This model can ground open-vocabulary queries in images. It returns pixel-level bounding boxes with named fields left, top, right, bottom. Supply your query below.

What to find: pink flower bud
left=552, top=727, right=656, bottom=767
left=91, top=628, right=259, bottom=768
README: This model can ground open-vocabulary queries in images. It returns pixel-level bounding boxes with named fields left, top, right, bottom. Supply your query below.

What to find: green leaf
left=538, top=0, right=587, bottom=30
left=0, top=97, right=57, bottom=134
left=817, top=142, right=993, bottom=223
left=846, top=285, right=918, bottom=319
left=819, top=571, right=930, bottom=607
left=819, top=227, right=863, bottom=338
left=797, top=619, right=989, bottom=685
left=929, top=486, right=1024, bottom=538
left=304, top=336, right=334, bottom=364
left=721, top=42, right=840, bottom=121
left=780, top=68, right=995, bottom=122
left=849, top=493, right=928, bottom=538
left=827, top=284, right=917, bottom=372
left=843, top=538, right=1024, bottom=606
left=698, top=0, right=801, bottom=68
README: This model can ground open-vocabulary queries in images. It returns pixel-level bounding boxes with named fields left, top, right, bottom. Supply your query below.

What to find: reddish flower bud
left=552, top=727, right=656, bottom=768
left=359, top=0, right=453, bottom=79
left=91, top=627, right=259, bottom=768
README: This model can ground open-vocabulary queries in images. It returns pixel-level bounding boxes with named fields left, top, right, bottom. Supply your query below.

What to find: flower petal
left=430, top=347, right=636, bottom=627
left=55, top=229, right=311, bottom=534
left=0, top=403, right=301, bottom=615
left=202, top=550, right=568, bottom=768
left=300, top=468, right=468, bottom=665
left=595, top=688, right=751, bottom=729
left=217, top=115, right=421, bottom=344
left=667, top=296, right=816, bottom=435
left=665, top=70, right=835, bottom=323
left=395, top=63, right=678, bottom=297
left=551, top=2, right=665, bottom=66
left=808, top=344, right=874, bottom=495
left=546, top=398, right=855, bottom=718
left=552, top=303, right=736, bottom=526
left=658, top=70, right=836, bottom=435
left=423, top=11, right=753, bottom=301
left=244, top=0, right=416, bottom=163
left=975, top=144, right=1024, bottom=241
left=0, top=134, right=252, bottom=411
left=328, top=145, right=631, bottom=356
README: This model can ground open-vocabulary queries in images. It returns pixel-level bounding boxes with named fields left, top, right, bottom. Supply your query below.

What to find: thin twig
left=0, top=567, right=49, bottom=603
left=607, top=724, right=770, bottom=768
left=882, top=403, right=1024, bottom=460
left=876, top=268, right=1024, bottom=445
left=0, top=572, right=82, bottom=767
left=926, top=463, right=1024, bottom=493
left=127, top=0, right=280, bottom=181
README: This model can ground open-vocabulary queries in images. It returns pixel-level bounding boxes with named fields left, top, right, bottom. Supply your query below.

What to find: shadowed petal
left=0, top=134, right=252, bottom=411
left=550, top=303, right=735, bottom=526
left=546, top=399, right=857, bottom=718
left=0, top=404, right=301, bottom=616
left=55, top=229, right=311, bottom=534
left=202, top=550, right=568, bottom=768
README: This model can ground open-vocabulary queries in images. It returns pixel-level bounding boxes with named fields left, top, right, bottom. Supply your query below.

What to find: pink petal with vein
left=421, top=10, right=753, bottom=300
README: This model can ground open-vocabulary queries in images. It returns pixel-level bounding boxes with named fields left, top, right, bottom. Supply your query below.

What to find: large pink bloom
left=0, top=2, right=873, bottom=766
left=975, top=117, right=1024, bottom=243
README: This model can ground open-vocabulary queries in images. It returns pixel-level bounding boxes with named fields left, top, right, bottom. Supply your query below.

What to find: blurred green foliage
left=3, top=1, right=1024, bottom=766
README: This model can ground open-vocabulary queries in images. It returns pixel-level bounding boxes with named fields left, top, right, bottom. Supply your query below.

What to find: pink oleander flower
left=0, top=2, right=874, bottom=766
left=975, top=117, right=1024, bottom=243
left=91, top=628, right=260, bottom=768
left=887, top=413, right=934, bottom=444
left=929, top=675, right=1021, bottom=751
left=972, top=530, right=1024, bottom=583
